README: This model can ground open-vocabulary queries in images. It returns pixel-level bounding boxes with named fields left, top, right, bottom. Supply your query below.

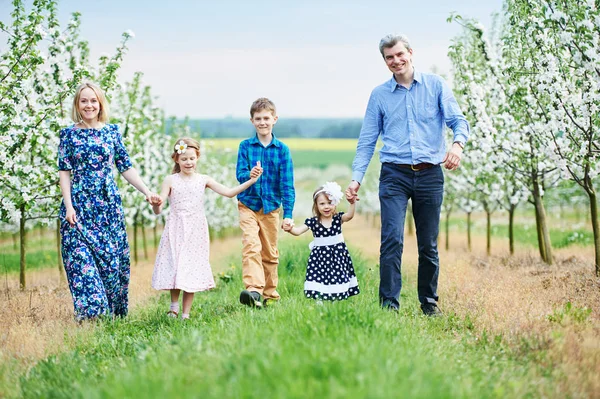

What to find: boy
left=236, top=97, right=295, bottom=307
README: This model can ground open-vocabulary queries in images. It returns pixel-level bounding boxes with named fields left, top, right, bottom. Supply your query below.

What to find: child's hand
left=250, top=166, right=262, bottom=179
left=148, top=193, right=162, bottom=206
left=281, top=218, right=294, bottom=231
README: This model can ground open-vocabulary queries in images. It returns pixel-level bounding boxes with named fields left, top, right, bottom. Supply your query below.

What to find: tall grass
left=14, top=239, right=556, bottom=399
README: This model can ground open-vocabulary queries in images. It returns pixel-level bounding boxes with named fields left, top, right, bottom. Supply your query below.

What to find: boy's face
left=250, top=110, right=278, bottom=138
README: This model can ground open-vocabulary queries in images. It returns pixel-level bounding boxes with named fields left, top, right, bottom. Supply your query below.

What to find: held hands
left=146, top=192, right=163, bottom=206
left=249, top=161, right=263, bottom=181
left=443, top=143, right=463, bottom=171
left=282, top=218, right=294, bottom=232
left=345, top=181, right=360, bottom=204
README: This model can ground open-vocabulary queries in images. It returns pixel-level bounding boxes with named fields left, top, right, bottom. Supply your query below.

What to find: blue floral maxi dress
left=58, top=124, right=133, bottom=320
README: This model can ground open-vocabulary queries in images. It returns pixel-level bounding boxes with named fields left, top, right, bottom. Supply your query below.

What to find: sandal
left=166, top=310, right=178, bottom=318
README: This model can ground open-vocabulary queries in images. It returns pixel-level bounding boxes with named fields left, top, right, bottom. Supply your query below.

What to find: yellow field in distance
left=202, top=138, right=359, bottom=151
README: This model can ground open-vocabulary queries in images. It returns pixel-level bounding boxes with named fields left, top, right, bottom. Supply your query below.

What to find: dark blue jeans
left=378, top=163, right=444, bottom=307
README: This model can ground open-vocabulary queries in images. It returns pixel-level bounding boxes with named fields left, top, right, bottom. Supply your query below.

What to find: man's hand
left=443, top=142, right=463, bottom=171
left=345, top=180, right=361, bottom=204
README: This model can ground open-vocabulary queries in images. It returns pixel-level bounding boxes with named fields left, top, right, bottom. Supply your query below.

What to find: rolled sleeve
left=440, top=79, right=470, bottom=144
left=351, top=91, right=382, bottom=183
left=280, top=146, right=295, bottom=219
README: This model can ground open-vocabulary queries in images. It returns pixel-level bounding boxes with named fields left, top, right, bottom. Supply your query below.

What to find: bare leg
left=182, top=291, right=195, bottom=318
left=170, top=289, right=181, bottom=303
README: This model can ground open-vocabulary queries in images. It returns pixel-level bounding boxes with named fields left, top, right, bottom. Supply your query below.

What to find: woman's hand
left=147, top=192, right=163, bottom=206
left=65, top=206, right=77, bottom=227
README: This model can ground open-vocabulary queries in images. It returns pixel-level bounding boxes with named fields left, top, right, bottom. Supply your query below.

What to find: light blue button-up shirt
left=351, top=69, right=470, bottom=183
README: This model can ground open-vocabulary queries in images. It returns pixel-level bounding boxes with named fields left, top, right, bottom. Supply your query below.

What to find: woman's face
left=78, top=87, right=100, bottom=123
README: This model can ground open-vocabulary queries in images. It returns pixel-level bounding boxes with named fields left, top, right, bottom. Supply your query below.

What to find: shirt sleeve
left=439, top=77, right=470, bottom=144
left=279, top=146, right=295, bottom=219
left=352, top=90, right=382, bottom=183
left=236, top=141, right=251, bottom=183
left=304, top=217, right=313, bottom=231
left=58, top=128, right=73, bottom=171
left=113, top=125, right=133, bottom=173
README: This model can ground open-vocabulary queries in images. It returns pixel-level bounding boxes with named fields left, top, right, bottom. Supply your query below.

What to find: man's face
left=250, top=110, right=278, bottom=138
left=383, top=42, right=413, bottom=76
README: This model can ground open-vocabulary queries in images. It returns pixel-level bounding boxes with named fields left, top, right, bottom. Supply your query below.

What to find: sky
left=0, top=0, right=503, bottom=118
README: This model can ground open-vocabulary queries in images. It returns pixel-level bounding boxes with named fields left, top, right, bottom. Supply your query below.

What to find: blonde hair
left=250, top=97, right=276, bottom=118
left=171, top=137, right=200, bottom=173
left=312, top=186, right=337, bottom=222
left=71, top=82, right=110, bottom=123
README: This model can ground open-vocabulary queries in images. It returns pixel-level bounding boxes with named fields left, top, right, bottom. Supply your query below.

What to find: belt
left=398, top=163, right=435, bottom=171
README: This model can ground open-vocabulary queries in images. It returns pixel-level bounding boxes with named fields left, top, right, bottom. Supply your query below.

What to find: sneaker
left=239, top=290, right=263, bottom=308
left=381, top=299, right=399, bottom=312
left=421, top=303, right=442, bottom=317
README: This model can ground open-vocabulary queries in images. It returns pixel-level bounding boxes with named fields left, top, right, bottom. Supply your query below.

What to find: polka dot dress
left=304, top=212, right=360, bottom=301
left=152, top=173, right=215, bottom=293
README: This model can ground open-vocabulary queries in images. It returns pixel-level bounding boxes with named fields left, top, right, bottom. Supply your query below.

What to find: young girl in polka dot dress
left=284, top=182, right=360, bottom=301
left=152, top=137, right=262, bottom=319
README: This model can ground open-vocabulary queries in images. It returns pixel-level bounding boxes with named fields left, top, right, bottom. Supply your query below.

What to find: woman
left=58, top=82, right=160, bottom=320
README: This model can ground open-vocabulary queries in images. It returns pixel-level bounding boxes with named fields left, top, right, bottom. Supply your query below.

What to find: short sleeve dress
left=151, top=173, right=215, bottom=293
left=58, top=124, right=132, bottom=320
left=303, top=212, right=360, bottom=300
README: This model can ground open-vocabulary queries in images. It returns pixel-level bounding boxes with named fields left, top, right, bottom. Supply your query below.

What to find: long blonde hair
left=71, top=82, right=110, bottom=123
left=171, top=137, right=201, bottom=173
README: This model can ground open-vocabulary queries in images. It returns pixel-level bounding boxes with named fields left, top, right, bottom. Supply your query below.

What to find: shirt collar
left=389, top=68, right=421, bottom=92
left=250, top=133, right=280, bottom=147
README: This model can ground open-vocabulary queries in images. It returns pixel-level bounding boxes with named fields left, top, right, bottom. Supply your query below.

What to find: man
left=346, top=34, right=469, bottom=316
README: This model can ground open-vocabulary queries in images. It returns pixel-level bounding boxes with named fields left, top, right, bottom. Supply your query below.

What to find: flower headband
left=313, top=181, right=343, bottom=206
left=174, top=141, right=188, bottom=154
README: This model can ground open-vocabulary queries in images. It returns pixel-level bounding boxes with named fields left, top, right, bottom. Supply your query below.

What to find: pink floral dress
left=152, top=173, right=215, bottom=292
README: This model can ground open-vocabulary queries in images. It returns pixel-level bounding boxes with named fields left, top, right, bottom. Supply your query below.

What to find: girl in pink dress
left=152, top=137, right=262, bottom=319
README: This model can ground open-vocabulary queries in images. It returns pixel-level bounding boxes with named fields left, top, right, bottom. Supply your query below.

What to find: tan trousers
left=238, top=202, right=280, bottom=300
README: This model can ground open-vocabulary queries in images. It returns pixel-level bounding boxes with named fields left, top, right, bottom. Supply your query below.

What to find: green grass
left=447, top=217, right=594, bottom=248
left=8, top=239, right=558, bottom=399
left=292, top=150, right=355, bottom=169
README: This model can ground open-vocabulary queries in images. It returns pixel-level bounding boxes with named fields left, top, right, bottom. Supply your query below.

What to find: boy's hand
left=282, top=218, right=294, bottom=231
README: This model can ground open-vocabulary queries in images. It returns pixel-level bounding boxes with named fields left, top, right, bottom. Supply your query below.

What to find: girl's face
left=78, top=87, right=100, bottom=123
left=176, top=148, right=198, bottom=175
left=315, top=193, right=335, bottom=219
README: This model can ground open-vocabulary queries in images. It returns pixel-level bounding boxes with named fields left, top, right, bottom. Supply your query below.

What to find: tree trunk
left=154, top=223, right=158, bottom=249
left=486, top=210, right=491, bottom=256
left=445, top=211, right=450, bottom=251
left=133, top=211, right=139, bottom=265
left=508, top=204, right=516, bottom=255
left=19, top=205, right=26, bottom=290
left=467, top=212, right=472, bottom=252
left=406, top=201, right=414, bottom=236
left=533, top=178, right=553, bottom=264
left=534, top=204, right=546, bottom=261
left=56, top=218, right=65, bottom=283
left=141, top=219, right=148, bottom=260
left=585, top=185, right=600, bottom=276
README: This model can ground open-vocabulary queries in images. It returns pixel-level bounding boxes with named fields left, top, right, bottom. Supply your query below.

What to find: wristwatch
left=453, top=141, right=465, bottom=149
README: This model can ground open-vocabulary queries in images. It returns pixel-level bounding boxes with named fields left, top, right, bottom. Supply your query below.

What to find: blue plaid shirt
left=236, top=134, right=295, bottom=218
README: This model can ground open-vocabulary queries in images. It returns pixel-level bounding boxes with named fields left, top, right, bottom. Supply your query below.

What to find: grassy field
left=204, top=137, right=359, bottom=151
left=204, top=138, right=359, bottom=169
left=7, top=239, right=559, bottom=398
